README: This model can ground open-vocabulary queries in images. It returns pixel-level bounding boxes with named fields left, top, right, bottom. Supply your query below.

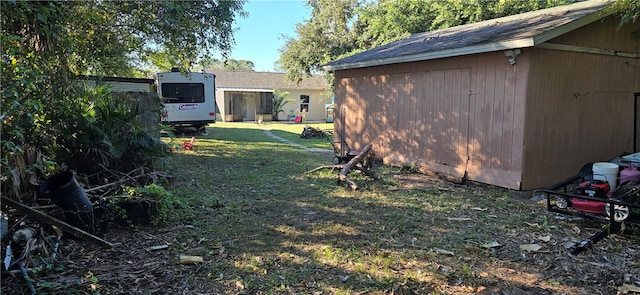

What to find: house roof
left=209, top=70, right=327, bottom=91
left=323, top=0, right=615, bottom=71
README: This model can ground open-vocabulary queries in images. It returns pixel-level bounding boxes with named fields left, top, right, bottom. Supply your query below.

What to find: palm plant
left=54, top=85, right=169, bottom=182
left=272, top=88, right=296, bottom=121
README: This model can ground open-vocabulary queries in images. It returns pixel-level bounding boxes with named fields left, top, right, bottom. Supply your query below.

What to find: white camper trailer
left=158, top=71, right=216, bottom=131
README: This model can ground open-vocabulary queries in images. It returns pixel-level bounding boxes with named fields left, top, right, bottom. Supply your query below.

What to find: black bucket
left=41, top=171, right=93, bottom=212
left=118, top=199, right=158, bottom=226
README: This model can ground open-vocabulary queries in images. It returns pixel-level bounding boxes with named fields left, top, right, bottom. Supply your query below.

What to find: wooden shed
left=322, top=1, right=640, bottom=190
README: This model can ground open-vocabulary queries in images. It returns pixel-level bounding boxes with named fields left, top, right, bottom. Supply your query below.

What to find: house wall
left=279, top=89, right=329, bottom=122
left=215, top=89, right=329, bottom=122
left=215, top=89, right=227, bottom=121
left=334, top=51, right=529, bottom=189
left=215, top=91, right=245, bottom=122
left=523, top=17, right=640, bottom=189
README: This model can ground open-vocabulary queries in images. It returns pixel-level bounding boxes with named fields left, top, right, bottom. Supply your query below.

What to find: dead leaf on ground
left=179, top=255, right=204, bottom=264
left=432, top=248, right=455, bottom=256
left=481, top=241, right=502, bottom=249
left=618, top=284, right=640, bottom=294
left=447, top=217, right=472, bottom=221
left=470, top=207, right=487, bottom=211
left=525, top=222, right=540, bottom=228
left=520, top=244, right=543, bottom=252
left=572, top=226, right=581, bottom=235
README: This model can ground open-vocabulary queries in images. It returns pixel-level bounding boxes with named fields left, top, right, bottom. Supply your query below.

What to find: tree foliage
left=277, top=0, right=597, bottom=84
left=278, top=0, right=360, bottom=84
left=204, top=58, right=256, bottom=71
left=612, top=0, right=640, bottom=26
left=1, top=1, right=246, bottom=199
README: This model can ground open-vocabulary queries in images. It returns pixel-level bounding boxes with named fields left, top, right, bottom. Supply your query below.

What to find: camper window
left=161, top=83, right=205, bottom=103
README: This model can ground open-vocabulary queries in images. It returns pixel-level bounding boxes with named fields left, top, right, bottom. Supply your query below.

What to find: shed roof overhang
left=323, top=39, right=535, bottom=71
left=322, top=1, right=616, bottom=72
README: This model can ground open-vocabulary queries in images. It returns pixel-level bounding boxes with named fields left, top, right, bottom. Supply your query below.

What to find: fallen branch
left=1, top=197, right=116, bottom=248
left=85, top=170, right=167, bottom=194
left=353, top=166, right=381, bottom=180
left=305, top=143, right=378, bottom=190
left=305, top=165, right=344, bottom=174
left=339, top=143, right=372, bottom=190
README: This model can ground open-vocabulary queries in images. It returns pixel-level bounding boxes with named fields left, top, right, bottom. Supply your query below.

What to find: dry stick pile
left=306, top=143, right=380, bottom=190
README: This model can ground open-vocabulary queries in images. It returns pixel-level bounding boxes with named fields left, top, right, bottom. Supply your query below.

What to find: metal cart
left=536, top=163, right=640, bottom=254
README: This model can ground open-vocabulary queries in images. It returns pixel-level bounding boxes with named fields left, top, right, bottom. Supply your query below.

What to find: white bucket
left=592, top=162, right=619, bottom=191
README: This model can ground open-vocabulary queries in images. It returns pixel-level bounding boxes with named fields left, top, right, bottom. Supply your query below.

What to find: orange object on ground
left=183, top=137, right=195, bottom=150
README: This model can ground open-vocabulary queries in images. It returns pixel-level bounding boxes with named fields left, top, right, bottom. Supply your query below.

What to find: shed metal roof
left=210, top=70, right=327, bottom=91
left=323, top=0, right=615, bottom=71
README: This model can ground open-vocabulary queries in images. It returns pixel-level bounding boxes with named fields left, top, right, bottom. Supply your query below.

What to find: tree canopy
left=203, top=58, right=256, bottom=71
left=278, top=0, right=636, bottom=84
left=1, top=0, right=247, bottom=198
left=2, top=1, right=246, bottom=77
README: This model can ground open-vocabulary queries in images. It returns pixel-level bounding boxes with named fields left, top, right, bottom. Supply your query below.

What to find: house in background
left=209, top=70, right=330, bottom=122
left=323, top=1, right=640, bottom=190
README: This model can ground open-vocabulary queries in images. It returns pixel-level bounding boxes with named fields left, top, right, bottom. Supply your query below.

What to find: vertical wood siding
left=335, top=52, right=527, bottom=189
left=333, top=16, right=639, bottom=190
left=522, top=16, right=640, bottom=189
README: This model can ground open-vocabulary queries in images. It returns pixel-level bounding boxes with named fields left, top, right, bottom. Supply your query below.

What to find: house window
left=300, top=95, right=309, bottom=112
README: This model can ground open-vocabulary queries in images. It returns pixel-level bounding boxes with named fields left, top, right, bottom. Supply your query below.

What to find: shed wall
left=334, top=51, right=529, bottom=189
left=523, top=17, right=640, bottom=189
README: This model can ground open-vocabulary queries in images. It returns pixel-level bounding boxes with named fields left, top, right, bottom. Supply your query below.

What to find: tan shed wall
left=334, top=51, right=529, bottom=189
left=523, top=17, right=640, bottom=189
left=333, top=16, right=639, bottom=190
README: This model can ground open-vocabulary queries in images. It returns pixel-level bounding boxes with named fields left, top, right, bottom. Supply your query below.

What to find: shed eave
left=533, top=5, right=616, bottom=45
left=323, top=39, right=534, bottom=71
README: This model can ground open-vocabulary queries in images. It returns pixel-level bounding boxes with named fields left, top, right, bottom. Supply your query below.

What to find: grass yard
left=6, top=122, right=638, bottom=295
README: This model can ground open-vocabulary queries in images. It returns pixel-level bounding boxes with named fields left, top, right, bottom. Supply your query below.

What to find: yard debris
left=306, top=143, right=379, bottom=190
left=300, top=126, right=327, bottom=139
left=538, top=235, right=551, bottom=242
left=519, top=244, right=543, bottom=252
left=2, top=196, right=115, bottom=248
left=12, top=228, right=36, bottom=247
left=145, top=245, right=169, bottom=251
left=179, top=255, right=204, bottom=264
left=481, top=241, right=502, bottom=249
left=432, top=248, right=455, bottom=256
left=338, top=144, right=374, bottom=190
left=447, top=217, right=473, bottom=221
left=618, top=283, right=640, bottom=294
left=4, top=243, right=12, bottom=270
left=525, top=222, right=541, bottom=228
